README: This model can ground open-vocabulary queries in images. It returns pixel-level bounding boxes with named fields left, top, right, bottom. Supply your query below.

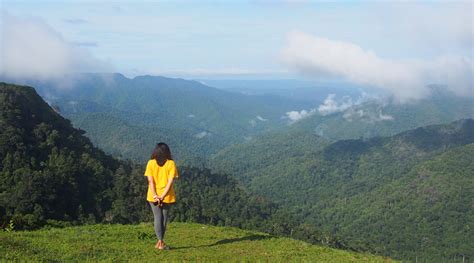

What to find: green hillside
left=331, top=143, right=474, bottom=260
left=211, top=119, right=474, bottom=261
left=210, top=129, right=331, bottom=184
left=0, top=222, right=392, bottom=262
left=0, top=82, right=121, bottom=228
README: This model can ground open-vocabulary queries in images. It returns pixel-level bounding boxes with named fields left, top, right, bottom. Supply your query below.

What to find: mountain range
left=7, top=74, right=473, bottom=167
left=1, top=77, right=472, bottom=261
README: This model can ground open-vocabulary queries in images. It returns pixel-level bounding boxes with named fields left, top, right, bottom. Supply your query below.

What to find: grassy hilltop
left=1, top=222, right=393, bottom=262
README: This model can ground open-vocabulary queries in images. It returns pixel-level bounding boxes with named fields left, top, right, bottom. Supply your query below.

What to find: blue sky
left=1, top=0, right=472, bottom=98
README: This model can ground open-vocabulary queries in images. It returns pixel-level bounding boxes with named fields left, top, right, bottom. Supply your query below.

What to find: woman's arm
left=147, top=176, right=160, bottom=201
left=158, top=178, right=174, bottom=200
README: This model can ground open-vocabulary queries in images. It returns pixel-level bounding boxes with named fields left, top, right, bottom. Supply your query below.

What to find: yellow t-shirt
left=144, top=159, right=179, bottom=203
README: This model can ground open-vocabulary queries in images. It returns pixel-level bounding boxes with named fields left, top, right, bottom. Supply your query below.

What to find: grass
left=1, top=222, right=394, bottom=262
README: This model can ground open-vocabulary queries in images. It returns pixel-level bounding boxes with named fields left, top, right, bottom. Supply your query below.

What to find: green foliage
left=0, top=83, right=120, bottom=229
left=4, top=219, right=14, bottom=232
left=0, top=222, right=392, bottom=262
left=172, top=167, right=277, bottom=229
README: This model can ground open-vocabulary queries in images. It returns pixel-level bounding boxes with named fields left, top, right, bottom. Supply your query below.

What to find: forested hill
left=211, top=118, right=474, bottom=261
left=0, top=82, right=277, bottom=231
left=0, top=82, right=122, bottom=227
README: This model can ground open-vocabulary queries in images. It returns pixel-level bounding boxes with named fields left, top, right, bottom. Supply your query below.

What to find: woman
left=144, top=142, right=179, bottom=250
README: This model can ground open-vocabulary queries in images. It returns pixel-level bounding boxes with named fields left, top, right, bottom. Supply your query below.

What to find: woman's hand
left=153, top=195, right=160, bottom=202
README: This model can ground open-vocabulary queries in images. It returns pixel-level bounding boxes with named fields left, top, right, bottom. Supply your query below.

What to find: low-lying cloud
left=281, top=31, right=473, bottom=101
left=194, top=131, right=210, bottom=139
left=249, top=115, right=268, bottom=126
left=284, top=109, right=316, bottom=123
left=318, top=94, right=355, bottom=116
left=0, top=13, right=110, bottom=80
left=284, top=93, right=395, bottom=124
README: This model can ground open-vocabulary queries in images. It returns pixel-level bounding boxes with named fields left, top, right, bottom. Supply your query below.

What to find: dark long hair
left=151, top=142, right=173, bottom=166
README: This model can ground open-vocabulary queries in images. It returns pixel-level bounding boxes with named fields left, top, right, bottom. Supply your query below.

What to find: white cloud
left=188, top=114, right=195, bottom=118
left=194, top=131, right=210, bottom=139
left=250, top=115, right=268, bottom=126
left=378, top=112, right=394, bottom=121
left=318, top=93, right=383, bottom=116
left=316, top=93, right=394, bottom=123
left=318, top=94, right=355, bottom=116
left=284, top=108, right=316, bottom=123
left=0, top=13, right=111, bottom=80
left=281, top=31, right=473, bottom=101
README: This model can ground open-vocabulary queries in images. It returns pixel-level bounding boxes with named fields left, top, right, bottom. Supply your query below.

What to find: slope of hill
left=0, top=222, right=392, bottom=262
left=327, top=143, right=474, bottom=261
left=211, top=119, right=474, bottom=261
left=0, top=82, right=120, bottom=228
left=210, top=129, right=331, bottom=184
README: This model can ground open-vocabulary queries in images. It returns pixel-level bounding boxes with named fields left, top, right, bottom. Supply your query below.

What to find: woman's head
left=151, top=142, right=173, bottom=166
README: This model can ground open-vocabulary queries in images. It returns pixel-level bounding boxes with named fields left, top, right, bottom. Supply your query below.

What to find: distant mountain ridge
left=11, top=73, right=313, bottom=163
left=4, top=74, right=472, bottom=166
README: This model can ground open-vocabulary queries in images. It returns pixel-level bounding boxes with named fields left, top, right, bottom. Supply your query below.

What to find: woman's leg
left=161, top=204, right=170, bottom=239
left=149, top=202, right=165, bottom=241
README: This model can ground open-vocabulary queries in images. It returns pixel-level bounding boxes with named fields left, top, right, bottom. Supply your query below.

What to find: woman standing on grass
left=144, top=142, right=179, bottom=250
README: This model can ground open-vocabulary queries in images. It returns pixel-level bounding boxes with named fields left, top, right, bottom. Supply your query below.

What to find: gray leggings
left=149, top=202, right=171, bottom=240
